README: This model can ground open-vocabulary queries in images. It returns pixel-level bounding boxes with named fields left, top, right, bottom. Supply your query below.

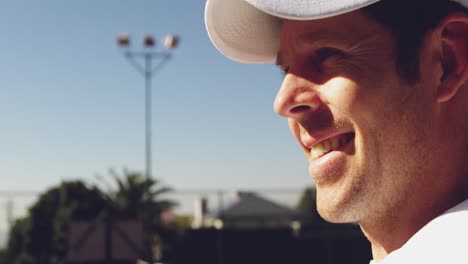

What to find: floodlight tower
left=117, top=34, right=179, bottom=180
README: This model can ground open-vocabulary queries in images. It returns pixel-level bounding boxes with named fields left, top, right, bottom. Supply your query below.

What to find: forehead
left=278, top=10, right=385, bottom=52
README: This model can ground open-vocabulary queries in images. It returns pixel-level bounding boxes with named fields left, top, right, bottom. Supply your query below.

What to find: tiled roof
left=216, top=192, right=301, bottom=220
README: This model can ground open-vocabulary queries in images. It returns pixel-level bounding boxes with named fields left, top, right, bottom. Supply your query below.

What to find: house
left=193, top=191, right=302, bottom=229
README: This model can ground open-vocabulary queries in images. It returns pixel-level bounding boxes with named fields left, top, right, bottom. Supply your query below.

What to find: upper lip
left=300, top=129, right=353, bottom=149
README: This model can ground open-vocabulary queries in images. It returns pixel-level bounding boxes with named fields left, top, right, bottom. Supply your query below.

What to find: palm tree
left=97, top=169, right=178, bottom=262
left=110, top=169, right=176, bottom=220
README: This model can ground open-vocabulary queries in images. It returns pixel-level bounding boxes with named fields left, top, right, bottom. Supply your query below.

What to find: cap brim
left=205, top=0, right=381, bottom=64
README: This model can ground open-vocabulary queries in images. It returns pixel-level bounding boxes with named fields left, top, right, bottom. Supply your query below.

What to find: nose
left=274, top=73, right=322, bottom=119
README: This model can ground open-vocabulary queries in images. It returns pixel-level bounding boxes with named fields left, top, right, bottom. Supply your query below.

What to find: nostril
left=290, top=105, right=310, bottom=114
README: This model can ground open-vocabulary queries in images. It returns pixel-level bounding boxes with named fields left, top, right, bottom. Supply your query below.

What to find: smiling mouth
left=310, top=133, right=355, bottom=159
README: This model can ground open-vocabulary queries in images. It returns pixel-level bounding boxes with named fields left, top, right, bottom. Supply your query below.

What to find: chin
left=317, top=206, right=358, bottom=223
left=315, top=187, right=365, bottom=224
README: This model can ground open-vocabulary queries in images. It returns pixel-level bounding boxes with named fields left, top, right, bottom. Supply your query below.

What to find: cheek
left=321, top=77, right=360, bottom=114
left=349, top=73, right=404, bottom=126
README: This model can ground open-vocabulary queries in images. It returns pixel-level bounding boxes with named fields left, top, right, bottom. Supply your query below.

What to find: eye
left=315, top=48, right=345, bottom=62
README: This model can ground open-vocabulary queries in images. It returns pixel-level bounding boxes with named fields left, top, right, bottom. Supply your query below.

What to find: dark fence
left=167, top=224, right=371, bottom=264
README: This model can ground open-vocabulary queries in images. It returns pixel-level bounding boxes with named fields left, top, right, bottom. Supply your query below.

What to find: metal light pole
left=117, top=34, right=179, bottom=180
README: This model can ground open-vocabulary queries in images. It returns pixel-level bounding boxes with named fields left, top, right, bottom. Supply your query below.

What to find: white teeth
left=331, top=137, right=339, bottom=149
left=323, top=140, right=331, bottom=152
left=310, top=135, right=350, bottom=159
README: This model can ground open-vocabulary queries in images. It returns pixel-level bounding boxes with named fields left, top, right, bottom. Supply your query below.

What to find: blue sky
left=0, top=0, right=312, bottom=194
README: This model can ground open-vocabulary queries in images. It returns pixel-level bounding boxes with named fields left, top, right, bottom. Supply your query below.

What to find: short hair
left=363, top=0, right=467, bottom=84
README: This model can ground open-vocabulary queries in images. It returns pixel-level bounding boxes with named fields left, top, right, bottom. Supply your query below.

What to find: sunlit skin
left=273, top=10, right=468, bottom=260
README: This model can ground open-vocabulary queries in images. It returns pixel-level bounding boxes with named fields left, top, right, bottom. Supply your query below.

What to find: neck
left=360, top=186, right=468, bottom=262
left=359, top=209, right=430, bottom=261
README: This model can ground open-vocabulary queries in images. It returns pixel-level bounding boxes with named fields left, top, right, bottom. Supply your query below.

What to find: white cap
left=205, top=0, right=468, bottom=64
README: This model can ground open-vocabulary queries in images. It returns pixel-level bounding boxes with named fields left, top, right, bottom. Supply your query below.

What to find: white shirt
left=370, top=199, right=468, bottom=263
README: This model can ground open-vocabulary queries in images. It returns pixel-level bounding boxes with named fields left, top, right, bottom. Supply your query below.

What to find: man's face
left=275, top=11, right=440, bottom=223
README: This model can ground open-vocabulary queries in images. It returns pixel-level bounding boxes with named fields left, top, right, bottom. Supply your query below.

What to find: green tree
left=3, top=180, right=110, bottom=264
left=0, top=249, right=6, bottom=264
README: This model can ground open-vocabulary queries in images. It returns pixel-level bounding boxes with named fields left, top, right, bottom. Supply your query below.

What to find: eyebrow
left=298, top=30, right=344, bottom=48
left=275, top=31, right=339, bottom=67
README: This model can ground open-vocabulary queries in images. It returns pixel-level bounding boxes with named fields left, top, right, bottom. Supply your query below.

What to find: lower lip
left=308, top=137, right=355, bottom=184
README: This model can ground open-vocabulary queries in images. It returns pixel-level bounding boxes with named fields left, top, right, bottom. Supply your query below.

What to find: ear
left=434, top=12, right=468, bottom=103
